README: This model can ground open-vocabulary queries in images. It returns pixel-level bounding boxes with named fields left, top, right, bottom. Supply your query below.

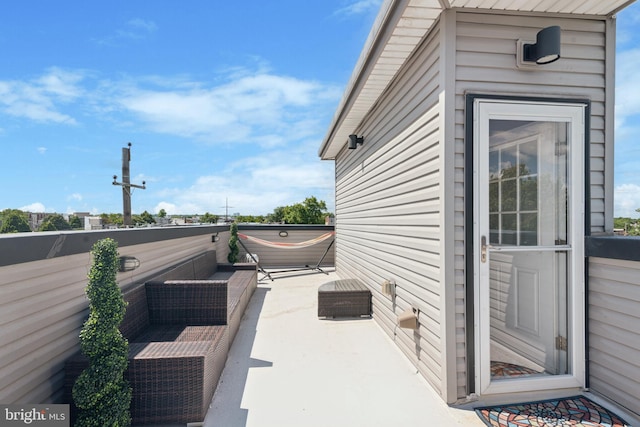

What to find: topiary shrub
left=228, top=222, right=239, bottom=263
left=73, top=238, right=131, bottom=427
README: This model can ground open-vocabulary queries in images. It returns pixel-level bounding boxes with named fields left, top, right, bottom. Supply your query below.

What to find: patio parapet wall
left=585, top=235, right=640, bottom=416
left=0, top=224, right=333, bottom=405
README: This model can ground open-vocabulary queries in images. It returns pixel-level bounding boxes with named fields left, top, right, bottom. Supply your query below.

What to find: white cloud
left=67, top=193, right=83, bottom=202
left=150, top=149, right=335, bottom=216
left=113, top=71, right=340, bottom=145
left=614, top=184, right=640, bottom=218
left=334, top=0, right=382, bottom=17
left=615, top=48, right=640, bottom=131
left=95, top=18, right=158, bottom=46
left=154, top=201, right=178, bottom=216
left=127, top=18, right=157, bottom=33
left=37, top=147, right=47, bottom=155
left=19, top=202, right=48, bottom=212
left=0, top=68, right=84, bottom=124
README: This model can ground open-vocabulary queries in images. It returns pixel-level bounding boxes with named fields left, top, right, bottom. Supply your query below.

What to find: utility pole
left=220, top=197, right=234, bottom=222
left=112, top=143, right=146, bottom=227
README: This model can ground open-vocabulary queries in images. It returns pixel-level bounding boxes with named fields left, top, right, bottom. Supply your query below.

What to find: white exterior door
left=473, top=99, right=586, bottom=395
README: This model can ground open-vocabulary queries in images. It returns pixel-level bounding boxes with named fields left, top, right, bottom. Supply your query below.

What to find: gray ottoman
left=318, top=279, right=372, bottom=318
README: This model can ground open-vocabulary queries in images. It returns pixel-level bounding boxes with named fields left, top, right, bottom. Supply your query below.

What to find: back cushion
left=146, top=280, right=228, bottom=325
left=119, top=285, right=150, bottom=341
left=193, top=250, right=218, bottom=279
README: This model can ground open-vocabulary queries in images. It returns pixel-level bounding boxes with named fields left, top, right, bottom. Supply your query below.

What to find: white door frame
left=473, top=98, right=586, bottom=396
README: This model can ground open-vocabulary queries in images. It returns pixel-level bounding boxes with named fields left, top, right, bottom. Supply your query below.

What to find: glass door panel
left=474, top=100, right=585, bottom=395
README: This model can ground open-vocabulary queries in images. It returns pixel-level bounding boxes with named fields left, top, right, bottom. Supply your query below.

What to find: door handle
left=481, top=235, right=492, bottom=263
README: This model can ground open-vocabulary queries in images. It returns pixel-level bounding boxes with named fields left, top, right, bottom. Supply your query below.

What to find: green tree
left=39, top=214, right=71, bottom=231
left=235, top=215, right=266, bottom=223
left=69, top=215, right=83, bottom=229
left=0, top=209, right=31, bottom=233
left=228, top=222, right=239, bottom=263
left=158, top=208, right=167, bottom=218
left=100, top=213, right=123, bottom=227
left=283, top=196, right=328, bottom=224
left=266, top=206, right=287, bottom=223
left=134, top=210, right=156, bottom=225
left=73, top=238, right=131, bottom=426
left=200, top=212, right=218, bottom=224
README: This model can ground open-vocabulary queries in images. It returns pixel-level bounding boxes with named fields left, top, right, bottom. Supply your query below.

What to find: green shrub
left=228, top=222, right=239, bottom=263
left=73, top=238, right=131, bottom=427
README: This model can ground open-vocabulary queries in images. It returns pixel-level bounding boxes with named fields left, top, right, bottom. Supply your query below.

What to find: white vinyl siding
left=588, top=257, right=640, bottom=415
left=334, top=22, right=448, bottom=398
left=454, top=11, right=607, bottom=234
left=330, top=5, right=612, bottom=404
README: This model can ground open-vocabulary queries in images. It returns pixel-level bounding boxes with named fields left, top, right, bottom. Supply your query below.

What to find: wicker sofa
left=64, top=250, right=257, bottom=425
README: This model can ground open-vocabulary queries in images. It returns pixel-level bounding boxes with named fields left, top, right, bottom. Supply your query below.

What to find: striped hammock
left=238, top=231, right=335, bottom=250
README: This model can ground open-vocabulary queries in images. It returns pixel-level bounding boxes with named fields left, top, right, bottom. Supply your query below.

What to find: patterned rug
left=491, top=361, right=541, bottom=378
left=476, top=395, right=630, bottom=427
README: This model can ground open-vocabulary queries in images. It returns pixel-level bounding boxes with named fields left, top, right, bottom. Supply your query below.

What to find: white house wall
left=453, top=10, right=610, bottom=401
left=454, top=11, right=608, bottom=233
left=335, top=22, right=450, bottom=398
left=333, top=7, right=611, bottom=403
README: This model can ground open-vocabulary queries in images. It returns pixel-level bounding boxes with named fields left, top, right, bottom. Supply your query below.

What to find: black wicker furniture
left=64, top=251, right=257, bottom=426
left=318, top=279, right=372, bottom=318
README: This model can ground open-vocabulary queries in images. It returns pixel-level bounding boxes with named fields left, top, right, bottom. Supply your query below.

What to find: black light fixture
left=348, top=134, right=364, bottom=149
left=523, top=26, right=561, bottom=65
left=212, top=232, right=220, bottom=242
left=279, top=230, right=289, bottom=237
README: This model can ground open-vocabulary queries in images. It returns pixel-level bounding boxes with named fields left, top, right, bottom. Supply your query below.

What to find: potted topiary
left=228, top=222, right=239, bottom=264
left=73, top=238, right=131, bottom=426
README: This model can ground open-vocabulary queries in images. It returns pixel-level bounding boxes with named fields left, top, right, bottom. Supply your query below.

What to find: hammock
left=236, top=231, right=335, bottom=281
left=238, top=231, right=335, bottom=250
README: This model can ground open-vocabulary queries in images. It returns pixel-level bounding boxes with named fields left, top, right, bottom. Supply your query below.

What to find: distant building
left=84, top=216, right=103, bottom=230
left=27, top=212, right=47, bottom=231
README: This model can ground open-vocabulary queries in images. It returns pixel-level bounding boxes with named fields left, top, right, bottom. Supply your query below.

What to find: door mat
left=476, top=395, right=630, bottom=427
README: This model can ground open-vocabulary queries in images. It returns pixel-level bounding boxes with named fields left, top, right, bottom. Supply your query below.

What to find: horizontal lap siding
left=335, top=24, right=446, bottom=396
left=455, top=11, right=608, bottom=398
left=455, top=11, right=607, bottom=233
left=0, top=232, right=218, bottom=404
left=588, top=257, right=640, bottom=416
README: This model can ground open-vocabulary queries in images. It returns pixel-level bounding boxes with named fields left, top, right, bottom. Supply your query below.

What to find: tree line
left=0, top=196, right=332, bottom=233
left=614, top=208, right=640, bottom=236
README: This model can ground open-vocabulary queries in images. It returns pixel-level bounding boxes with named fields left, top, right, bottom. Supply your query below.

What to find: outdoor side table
left=318, top=279, right=372, bottom=318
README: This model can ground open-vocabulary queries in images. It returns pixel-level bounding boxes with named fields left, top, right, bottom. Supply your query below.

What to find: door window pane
left=520, top=177, right=538, bottom=211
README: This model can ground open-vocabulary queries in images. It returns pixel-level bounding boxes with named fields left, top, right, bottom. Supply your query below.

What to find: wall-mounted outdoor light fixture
left=522, top=25, right=561, bottom=65
left=212, top=232, right=220, bottom=242
left=347, top=134, right=364, bottom=150
left=118, top=256, right=141, bottom=272
left=398, top=307, right=419, bottom=330
left=279, top=230, right=289, bottom=237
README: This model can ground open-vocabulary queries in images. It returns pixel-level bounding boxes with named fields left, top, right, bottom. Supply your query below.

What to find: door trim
left=464, top=94, right=591, bottom=396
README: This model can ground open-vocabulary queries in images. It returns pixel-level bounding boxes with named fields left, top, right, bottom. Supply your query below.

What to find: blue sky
left=1, top=1, right=639, bottom=218
left=613, top=1, right=640, bottom=217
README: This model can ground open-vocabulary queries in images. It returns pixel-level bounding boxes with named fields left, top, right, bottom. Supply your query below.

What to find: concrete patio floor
left=204, top=268, right=485, bottom=427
